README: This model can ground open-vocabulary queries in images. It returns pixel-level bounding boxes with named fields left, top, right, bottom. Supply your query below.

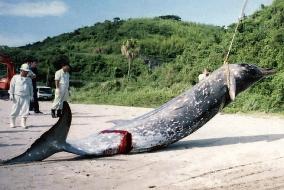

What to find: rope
left=224, top=0, right=249, bottom=96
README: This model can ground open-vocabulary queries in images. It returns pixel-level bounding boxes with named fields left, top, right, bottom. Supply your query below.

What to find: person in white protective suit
left=51, top=56, right=70, bottom=118
left=9, top=63, right=33, bottom=128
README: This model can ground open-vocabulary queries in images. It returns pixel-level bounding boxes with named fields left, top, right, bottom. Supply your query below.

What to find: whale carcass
left=3, top=64, right=275, bottom=164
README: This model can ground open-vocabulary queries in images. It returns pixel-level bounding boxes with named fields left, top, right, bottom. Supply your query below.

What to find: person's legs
left=56, top=89, right=69, bottom=117
left=21, top=117, right=27, bottom=129
left=51, top=89, right=61, bottom=109
left=33, top=90, right=41, bottom=113
left=10, top=117, right=16, bottom=128
left=51, top=109, right=56, bottom=118
left=10, top=95, right=21, bottom=128
left=51, top=89, right=61, bottom=118
left=29, top=87, right=36, bottom=111
left=33, top=98, right=40, bottom=113
left=29, top=100, right=34, bottom=111
left=19, top=96, right=30, bottom=128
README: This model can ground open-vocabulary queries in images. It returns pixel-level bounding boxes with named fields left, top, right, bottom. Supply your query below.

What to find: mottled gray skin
left=113, top=64, right=271, bottom=152
left=3, top=64, right=275, bottom=164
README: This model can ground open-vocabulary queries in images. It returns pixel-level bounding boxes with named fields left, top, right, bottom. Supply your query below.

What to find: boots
left=21, top=117, right=28, bottom=129
left=10, top=117, right=16, bottom=128
left=51, top=109, right=62, bottom=118
left=57, top=109, right=62, bottom=118
left=51, top=109, right=56, bottom=118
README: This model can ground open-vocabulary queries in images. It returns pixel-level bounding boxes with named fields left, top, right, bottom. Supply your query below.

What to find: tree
left=261, top=4, right=265, bottom=9
left=158, top=15, right=181, bottom=21
left=121, top=39, right=140, bottom=79
left=113, top=17, right=121, bottom=23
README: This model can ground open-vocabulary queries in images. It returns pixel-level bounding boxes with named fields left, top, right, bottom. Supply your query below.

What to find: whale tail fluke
left=2, top=101, right=72, bottom=165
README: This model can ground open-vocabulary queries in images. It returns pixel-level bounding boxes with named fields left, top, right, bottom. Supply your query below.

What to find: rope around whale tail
left=224, top=0, right=249, bottom=100
left=2, top=102, right=72, bottom=165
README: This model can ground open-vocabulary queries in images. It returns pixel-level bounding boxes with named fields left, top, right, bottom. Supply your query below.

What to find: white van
left=37, top=86, right=53, bottom=100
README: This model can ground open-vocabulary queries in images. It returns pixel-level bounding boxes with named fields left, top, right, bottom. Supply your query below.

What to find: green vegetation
left=121, top=38, right=140, bottom=79
left=0, top=1, right=283, bottom=113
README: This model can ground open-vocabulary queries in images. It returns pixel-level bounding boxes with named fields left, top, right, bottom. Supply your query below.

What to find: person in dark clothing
left=27, top=59, right=43, bottom=114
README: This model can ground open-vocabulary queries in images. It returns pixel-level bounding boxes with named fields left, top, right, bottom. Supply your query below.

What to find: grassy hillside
left=1, top=0, right=283, bottom=113
left=224, top=0, right=284, bottom=112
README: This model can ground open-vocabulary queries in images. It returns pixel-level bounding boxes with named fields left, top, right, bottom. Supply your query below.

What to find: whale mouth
left=260, top=68, right=277, bottom=76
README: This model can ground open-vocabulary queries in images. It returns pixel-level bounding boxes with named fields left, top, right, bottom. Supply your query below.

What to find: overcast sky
left=0, top=0, right=273, bottom=47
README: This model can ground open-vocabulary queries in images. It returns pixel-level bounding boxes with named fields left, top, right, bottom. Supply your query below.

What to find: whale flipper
left=3, top=101, right=72, bottom=164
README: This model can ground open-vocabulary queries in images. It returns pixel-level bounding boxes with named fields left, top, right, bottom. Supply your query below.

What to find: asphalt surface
left=1, top=100, right=284, bottom=190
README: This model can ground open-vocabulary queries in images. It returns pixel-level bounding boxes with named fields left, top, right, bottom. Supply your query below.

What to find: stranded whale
left=3, top=64, right=275, bottom=164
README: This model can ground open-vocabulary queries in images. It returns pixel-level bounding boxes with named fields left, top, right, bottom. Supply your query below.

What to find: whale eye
left=239, top=64, right=248, bottom=67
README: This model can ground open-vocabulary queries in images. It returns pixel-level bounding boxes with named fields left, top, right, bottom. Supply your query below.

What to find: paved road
left=1, top=100, right=284, bottom=190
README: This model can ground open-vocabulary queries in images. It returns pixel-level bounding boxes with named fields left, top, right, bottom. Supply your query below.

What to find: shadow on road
left=165, top=134, right=284, bottom=151
left=0, top=130, right=30, bottom=133
left=0, top=143, right=25, bottom=147
left=27, top=125, right=51, bottom=128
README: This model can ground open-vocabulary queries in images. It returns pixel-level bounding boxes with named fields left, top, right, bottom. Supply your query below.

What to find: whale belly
left=66, top=130, right=132, bottom=156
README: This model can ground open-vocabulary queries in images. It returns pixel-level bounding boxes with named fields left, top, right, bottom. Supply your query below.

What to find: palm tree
left=121, top=39, right=140, bottom=79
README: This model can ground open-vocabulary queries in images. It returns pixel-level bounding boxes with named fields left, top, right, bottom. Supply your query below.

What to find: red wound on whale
left=100, top=130, right=132, bottom=154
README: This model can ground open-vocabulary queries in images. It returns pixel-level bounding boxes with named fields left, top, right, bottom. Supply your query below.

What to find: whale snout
left=259, top=68, right=277, bottom=76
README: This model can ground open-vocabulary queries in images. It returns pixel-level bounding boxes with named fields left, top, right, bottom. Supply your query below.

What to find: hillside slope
left=0, top=0, right=283, bottom=112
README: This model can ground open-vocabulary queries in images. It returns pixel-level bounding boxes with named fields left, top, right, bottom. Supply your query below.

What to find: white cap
left=20, top=63, right=30, bottom=72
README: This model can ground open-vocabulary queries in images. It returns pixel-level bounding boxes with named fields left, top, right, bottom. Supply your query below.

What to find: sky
left=0, top=0, right=273, bottom=47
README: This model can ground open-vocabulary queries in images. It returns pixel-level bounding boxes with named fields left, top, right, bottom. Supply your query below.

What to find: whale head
left=226, top=64, right=276, bottom=100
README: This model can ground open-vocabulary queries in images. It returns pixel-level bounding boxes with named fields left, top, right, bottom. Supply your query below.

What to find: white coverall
left=52, top=69, right=70, bottom=110
left=9, top=75, right=33, bottom=118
